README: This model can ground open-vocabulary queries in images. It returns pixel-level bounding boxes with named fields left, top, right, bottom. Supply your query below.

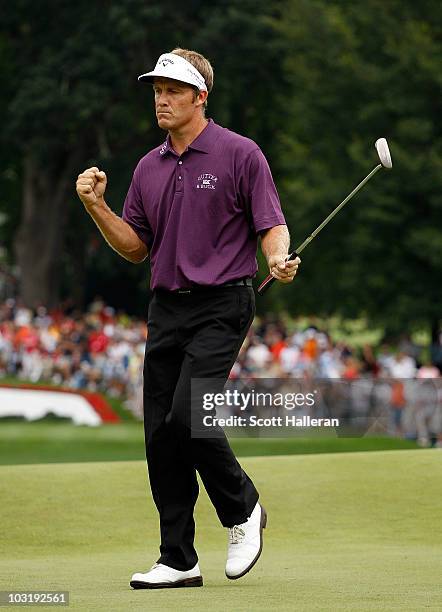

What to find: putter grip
left=257, top=251, right=299, bottom=295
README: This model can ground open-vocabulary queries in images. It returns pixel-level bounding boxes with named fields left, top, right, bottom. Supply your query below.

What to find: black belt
left=175, top=278, right=253, bottom=294
left=222, top=278, right=253, bottom=287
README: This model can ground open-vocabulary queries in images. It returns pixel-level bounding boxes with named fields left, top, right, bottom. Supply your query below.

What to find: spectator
left=0, top=299, right=439, bottom=439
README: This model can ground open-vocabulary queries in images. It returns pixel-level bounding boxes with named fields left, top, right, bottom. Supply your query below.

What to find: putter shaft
left=257, top=164, right=383, bottom=295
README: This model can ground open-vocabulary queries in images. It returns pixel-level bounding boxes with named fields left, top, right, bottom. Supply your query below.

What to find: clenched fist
left=76, top=167, right=107, bottom=210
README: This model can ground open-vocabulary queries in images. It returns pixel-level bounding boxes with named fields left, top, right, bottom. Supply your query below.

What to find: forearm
left=260, top=225, right=290, bottom=264
left=87, top=200, right=148, bottom=263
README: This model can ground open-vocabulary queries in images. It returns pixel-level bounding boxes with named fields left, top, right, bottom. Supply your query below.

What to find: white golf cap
left=138, top=53, right=207, bottom=91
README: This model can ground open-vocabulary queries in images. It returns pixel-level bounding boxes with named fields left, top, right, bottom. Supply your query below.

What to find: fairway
left=1, top=450, right=441, bottom=611
left=0, top=421, right=420, bottom=465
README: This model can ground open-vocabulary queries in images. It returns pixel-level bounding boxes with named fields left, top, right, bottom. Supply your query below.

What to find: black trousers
left=143, top=285, right=259, bottom=571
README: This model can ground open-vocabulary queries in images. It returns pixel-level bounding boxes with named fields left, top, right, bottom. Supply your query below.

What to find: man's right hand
left=76, top=167, right=107, bottom=211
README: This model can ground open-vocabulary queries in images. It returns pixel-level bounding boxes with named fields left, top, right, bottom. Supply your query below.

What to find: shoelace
left=228, top=525, right=246, bottom=545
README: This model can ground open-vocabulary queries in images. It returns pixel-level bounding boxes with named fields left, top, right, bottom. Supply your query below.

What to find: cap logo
left=138, top=53, right=208, bottom=92
left=159, top=57, right=174, bottom=68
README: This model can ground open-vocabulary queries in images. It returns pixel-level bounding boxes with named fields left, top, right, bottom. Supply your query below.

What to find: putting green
left=0, top=421, right=419, bottom=465
left=1, top=450, right=440, bottom=611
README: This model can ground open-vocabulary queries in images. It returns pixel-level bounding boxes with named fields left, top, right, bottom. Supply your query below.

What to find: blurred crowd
left=0, top=298, right=441, bottom=443
left=233, top=316, right=441, bottom=380
left=0, top=298, right=146, bottom=411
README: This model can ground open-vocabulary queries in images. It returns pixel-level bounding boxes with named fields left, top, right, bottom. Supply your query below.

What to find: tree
left=1, top=1, right=178, bottom=307
left=269, top=0, right=442, bottom=332
left=1, top=0, right=440, bottom=335
left=0, top=0, right=289, bottom=310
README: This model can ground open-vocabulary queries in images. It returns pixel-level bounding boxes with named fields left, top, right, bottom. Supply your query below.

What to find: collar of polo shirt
left=138, top=53, right=208, bottom=92
left=159, top=118, right=214, bottom=157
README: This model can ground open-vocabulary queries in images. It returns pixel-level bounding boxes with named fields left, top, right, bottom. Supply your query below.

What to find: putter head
left=375, top=138, right=392, bottom=169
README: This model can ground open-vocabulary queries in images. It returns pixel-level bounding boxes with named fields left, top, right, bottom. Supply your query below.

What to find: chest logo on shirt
left=196, top=173, right=218, bottom=190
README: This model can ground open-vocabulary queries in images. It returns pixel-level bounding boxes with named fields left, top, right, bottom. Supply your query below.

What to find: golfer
left=76, top=48, right=300, bottom=589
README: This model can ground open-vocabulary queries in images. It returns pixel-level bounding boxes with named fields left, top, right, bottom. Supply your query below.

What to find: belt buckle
left=178, top=289, right=191, bottom=294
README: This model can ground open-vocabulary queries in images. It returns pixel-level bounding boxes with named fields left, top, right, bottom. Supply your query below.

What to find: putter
left=257, top=138, right=393, bottom=295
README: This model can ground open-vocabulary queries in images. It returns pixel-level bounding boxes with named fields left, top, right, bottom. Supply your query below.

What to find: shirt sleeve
left=242, top=148, right=286, bottom=233
left=122, top=164, right=154, bottom=248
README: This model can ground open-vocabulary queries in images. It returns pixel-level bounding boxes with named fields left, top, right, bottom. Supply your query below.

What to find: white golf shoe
left=225, top=502, right=267, bottom=579
left=130, top=562, right=203, bottom=589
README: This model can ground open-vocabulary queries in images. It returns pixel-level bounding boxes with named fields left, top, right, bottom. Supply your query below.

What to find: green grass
left=0, top=421, right=420, bottom=465
left=0, top=450, right=440, bottom=610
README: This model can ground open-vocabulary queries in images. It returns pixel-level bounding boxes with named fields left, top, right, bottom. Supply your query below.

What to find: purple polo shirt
left=122, top=119, right=285, bottom=290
